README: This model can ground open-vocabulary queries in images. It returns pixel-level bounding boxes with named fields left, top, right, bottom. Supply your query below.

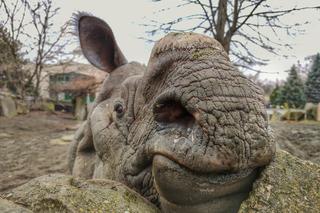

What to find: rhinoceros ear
left=76, top=13, right=127, bottom=72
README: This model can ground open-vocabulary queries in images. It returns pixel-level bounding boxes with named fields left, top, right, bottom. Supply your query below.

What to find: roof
left=45, top=62, right=107, bottom=81
left=45, top=62, right=107, bottom=93
left=51, top=79, right=99, bottom=93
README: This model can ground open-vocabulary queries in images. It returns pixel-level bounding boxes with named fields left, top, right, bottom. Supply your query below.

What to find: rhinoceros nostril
left=153, top=100, right=194, bottom=127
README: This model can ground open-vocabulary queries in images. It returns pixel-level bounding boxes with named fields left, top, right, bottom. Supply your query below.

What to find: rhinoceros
left=1, top=13, right=319, bottom=213
left=68, top=13, right=275, bottom=213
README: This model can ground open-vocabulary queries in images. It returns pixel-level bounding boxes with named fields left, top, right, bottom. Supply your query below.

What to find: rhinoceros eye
left=114, top=102, right=125, bottom=118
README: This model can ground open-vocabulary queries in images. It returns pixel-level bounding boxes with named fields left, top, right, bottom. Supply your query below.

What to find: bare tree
left=24, top=0, right=71, bottom=98
left=144, top=0, right=320, bottom=70
left=0, top=0, right=73, bottom=98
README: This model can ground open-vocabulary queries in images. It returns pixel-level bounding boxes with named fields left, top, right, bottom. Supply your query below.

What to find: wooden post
left=75, top=95, right=87, bottom=120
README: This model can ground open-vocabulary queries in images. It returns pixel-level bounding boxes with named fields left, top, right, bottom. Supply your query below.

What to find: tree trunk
left=215, top=0, right=228, bottom=53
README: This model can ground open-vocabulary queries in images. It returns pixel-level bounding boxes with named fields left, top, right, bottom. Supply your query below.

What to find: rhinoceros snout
left=153, top=97, right=195, bottom=129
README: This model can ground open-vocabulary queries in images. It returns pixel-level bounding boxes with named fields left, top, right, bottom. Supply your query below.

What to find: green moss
left=124, top=189, right=138, bottom=204
left=32, top=198, right=69, bottom=213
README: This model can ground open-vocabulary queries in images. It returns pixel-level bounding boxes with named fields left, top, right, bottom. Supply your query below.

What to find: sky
left=21, top=0, right=320, bottom=81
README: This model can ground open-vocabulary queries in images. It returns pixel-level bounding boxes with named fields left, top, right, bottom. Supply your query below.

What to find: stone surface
left=49, top=138, right=69, bottom=145
left=61, top=134, right=74, bottom=142
left=305, top=102, right=319, bottom=120
left=239, top=150, right=320, bottom=213
left=2, top=174, right=159, bottom=213
left=50, top=134, right=75, bottom=145
left=0, top=133, right=12, bottom=139
left=0, top=96, right=17, bottom=117
left=281, top=109, right=305, bottom=121
left=16, top=102, right=29, bottom=115
left=41, top=102, right=55, bottom=112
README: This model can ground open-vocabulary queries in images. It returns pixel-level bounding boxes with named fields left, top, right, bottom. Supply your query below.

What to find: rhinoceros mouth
left=152, top=155, right=257, bottom=212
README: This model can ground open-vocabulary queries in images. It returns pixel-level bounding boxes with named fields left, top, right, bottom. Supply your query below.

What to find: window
left=65, top=92, right=72, bottom=101
left=57, top=75, right=64, bottom=81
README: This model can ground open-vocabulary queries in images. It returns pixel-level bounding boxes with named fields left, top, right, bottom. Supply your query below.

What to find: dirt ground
left=0, top=111, right=80, bottom=192
left=271, top=121, right=320, bottom=164
left=0, top=112, right=319, bottom=193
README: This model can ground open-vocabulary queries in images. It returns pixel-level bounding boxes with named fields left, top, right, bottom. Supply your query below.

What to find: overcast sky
left=42, top=0, right=320, bottom=81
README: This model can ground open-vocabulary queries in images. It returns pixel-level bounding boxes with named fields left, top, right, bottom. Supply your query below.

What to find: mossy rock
left=2, top=174, right=159, bottom=213
left=281, top=110, right=305, bottom=121
left=41, top=102, right=55, bottom=112
left=306, top=105, right=318, bottom=120
left=16, top=101, right=29, bottom=115
left=1, top=151, right=319, bottom=212
left=0, top=96, right=17, bottom=117
left=239, top=150, right=320, bottom=213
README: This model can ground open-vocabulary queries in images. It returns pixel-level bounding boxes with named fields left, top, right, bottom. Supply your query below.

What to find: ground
left=0, top=112, right=319, bottom=193
left=272, top=121, right=320, bottom=164
left=0, top=111, right=80, bottom=192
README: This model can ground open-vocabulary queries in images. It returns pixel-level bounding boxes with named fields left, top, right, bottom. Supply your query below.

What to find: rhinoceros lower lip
left=152, top=155, right=257, bottom=207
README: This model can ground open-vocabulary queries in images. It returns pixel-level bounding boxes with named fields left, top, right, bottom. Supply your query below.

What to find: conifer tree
left=280, top=65, right=306, bottom=108
left=0, top=26, right=33, bottom=96
left=0, top=26, right=22, bottom=91
left=305, top=53, right=320, bottom=103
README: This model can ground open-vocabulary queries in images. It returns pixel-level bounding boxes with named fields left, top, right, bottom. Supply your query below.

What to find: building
left=46, top=63, right=106, bottom=119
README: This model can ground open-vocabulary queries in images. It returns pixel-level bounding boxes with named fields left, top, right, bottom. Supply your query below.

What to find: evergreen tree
left=280, top=65, right=306, bottom=108
left=0, top=25, right=26, bottom=94
left=305, top=53, right=320, bottom=103
left=0, top=26, right=17, bottom=90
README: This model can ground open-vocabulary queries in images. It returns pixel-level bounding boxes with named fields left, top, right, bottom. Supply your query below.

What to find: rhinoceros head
left=68, top=14, right=275, bottom=213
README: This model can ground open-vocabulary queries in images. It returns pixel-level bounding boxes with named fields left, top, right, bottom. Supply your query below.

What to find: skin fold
left=68, top=13, right=275, bottom=213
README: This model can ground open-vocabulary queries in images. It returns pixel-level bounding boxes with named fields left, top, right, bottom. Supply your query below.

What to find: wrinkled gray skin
left=68, top=13, right=275, bottom=213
